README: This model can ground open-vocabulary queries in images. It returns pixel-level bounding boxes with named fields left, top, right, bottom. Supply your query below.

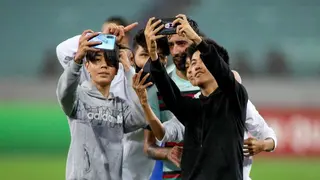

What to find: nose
left=100, top=60, right=108, bottom=68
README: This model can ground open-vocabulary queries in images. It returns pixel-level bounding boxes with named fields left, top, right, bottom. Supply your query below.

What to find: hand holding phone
left=151, top=18, right=180, bottom=35
left=88, top=34, right=116, bottom=50
left=74, top=30, right=101, bottom=63
left=172, top=14, right=202, bottom=45
left=144, top=17, right=166, bottom=61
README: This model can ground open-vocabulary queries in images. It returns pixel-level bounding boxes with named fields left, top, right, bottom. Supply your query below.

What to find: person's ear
left=85, top=61, right=91, bottom=75
left=130, top=56, right=135, bottom=67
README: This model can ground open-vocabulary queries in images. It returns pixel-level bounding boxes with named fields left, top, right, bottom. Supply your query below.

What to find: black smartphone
left=151, top=18, right=180, bottom=35
left=140, top=59, right=153, bottom=85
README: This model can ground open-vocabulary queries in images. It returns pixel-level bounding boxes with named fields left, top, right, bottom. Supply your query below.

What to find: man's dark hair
left=132, top=29, right=170, bottom=56
left=186, top=38, right=229, bottom=66
left=86, top=45, right=120, bottom=70
left=105, top=16, right=128, bottom=26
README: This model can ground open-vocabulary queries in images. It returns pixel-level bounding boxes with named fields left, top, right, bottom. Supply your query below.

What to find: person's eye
left=177, top=41, right=187, bottom=46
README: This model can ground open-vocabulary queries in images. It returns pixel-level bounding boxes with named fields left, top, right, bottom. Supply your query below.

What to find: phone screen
left=152, top=18, right=179, bottom=35
left=89, top=34, right=116, bottom=50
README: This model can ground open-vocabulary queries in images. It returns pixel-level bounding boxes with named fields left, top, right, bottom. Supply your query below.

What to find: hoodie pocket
left=83, top=144, right=92, bottom=174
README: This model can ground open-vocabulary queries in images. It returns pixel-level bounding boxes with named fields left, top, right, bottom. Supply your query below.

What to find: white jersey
left=157, top=91, right=277, bottom=180
left=56, top=35, right=154, bottom=180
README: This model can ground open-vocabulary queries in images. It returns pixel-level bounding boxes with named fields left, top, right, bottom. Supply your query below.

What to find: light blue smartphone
left=89, top=34, right=116, bottom=50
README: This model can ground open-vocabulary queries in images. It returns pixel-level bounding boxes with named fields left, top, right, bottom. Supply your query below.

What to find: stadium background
left=1, top=0, right=320, bottom=179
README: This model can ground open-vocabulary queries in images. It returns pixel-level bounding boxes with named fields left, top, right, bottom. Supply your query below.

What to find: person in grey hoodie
left=56, top=29, right=147, bottom=180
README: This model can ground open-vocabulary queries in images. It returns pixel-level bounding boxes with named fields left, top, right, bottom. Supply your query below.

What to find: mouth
left=173, top=53, right=186, bottom=63
left=173, top=57, right=181, bottom=64
left=98, top=72, right=110, bottom=76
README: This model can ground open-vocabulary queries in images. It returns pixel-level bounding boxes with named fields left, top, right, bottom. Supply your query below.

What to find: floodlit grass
left=0, top=155, right=319, bottom=180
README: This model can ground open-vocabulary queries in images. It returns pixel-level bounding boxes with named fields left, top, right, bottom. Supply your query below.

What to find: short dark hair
left=86, top=45, right=120, bottom=70
left=132, top=29, right=170, bottom=56
left=186, top=38, right=230, bottom=66
left=105, top=16, right=128, bottom=26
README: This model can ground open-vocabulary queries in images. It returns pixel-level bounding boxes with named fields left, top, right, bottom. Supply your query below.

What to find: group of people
left=56, top=15, right=277, bottom=180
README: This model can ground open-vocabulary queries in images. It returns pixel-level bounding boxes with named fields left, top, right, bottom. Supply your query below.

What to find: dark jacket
left=150, top=39, right=248, bottom=180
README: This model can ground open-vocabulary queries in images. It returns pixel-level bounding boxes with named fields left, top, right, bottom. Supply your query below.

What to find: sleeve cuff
left=143, top=124, right=165, bottom=146
left=196, top=40, right=209, bottom=54
left=265, top=137, right=277, bottom=152
left=155, top=132, right=166, bottom=146
left=270, top=137, right=277, bottom=152
left=273, top=137, right=278, bottom=150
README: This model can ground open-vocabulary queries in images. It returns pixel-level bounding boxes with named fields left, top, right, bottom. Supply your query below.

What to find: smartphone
left=140, top=59, right=153, bottom=85
left=152, top=18, right=180, bottom=35
left=89, top=34, right=116, bottom=50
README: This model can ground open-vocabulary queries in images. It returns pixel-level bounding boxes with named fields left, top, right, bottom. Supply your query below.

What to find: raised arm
left=197, top=40, right=244, bottom=95
left=173, top=14, right=246, bottom=97
left=133, top=68, right=186, bottom=168
left=56, top=60, right=81, bottom=116
left=129, top=70, right=163, bottom=135
left=144, top=17, right=200, bottom=124
left=56, top=30, right=100, bottom=116
left=150, top=59, right=196, bottom=121
left=56, top=35, right=81, bottom=69
left=122, top=67, right=148, bottom=133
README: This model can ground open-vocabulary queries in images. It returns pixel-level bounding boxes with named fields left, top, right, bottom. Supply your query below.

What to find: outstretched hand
left=144, top=17, right=166, bottom=61
left=103, top=22, right=138, bottom=44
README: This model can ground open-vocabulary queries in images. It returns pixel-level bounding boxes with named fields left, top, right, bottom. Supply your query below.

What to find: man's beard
left=173, top=53, right=187, bottom=72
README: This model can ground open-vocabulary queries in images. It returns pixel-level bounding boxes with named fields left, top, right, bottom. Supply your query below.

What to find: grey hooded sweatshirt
left=56, top=60, right=147, bottom=180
